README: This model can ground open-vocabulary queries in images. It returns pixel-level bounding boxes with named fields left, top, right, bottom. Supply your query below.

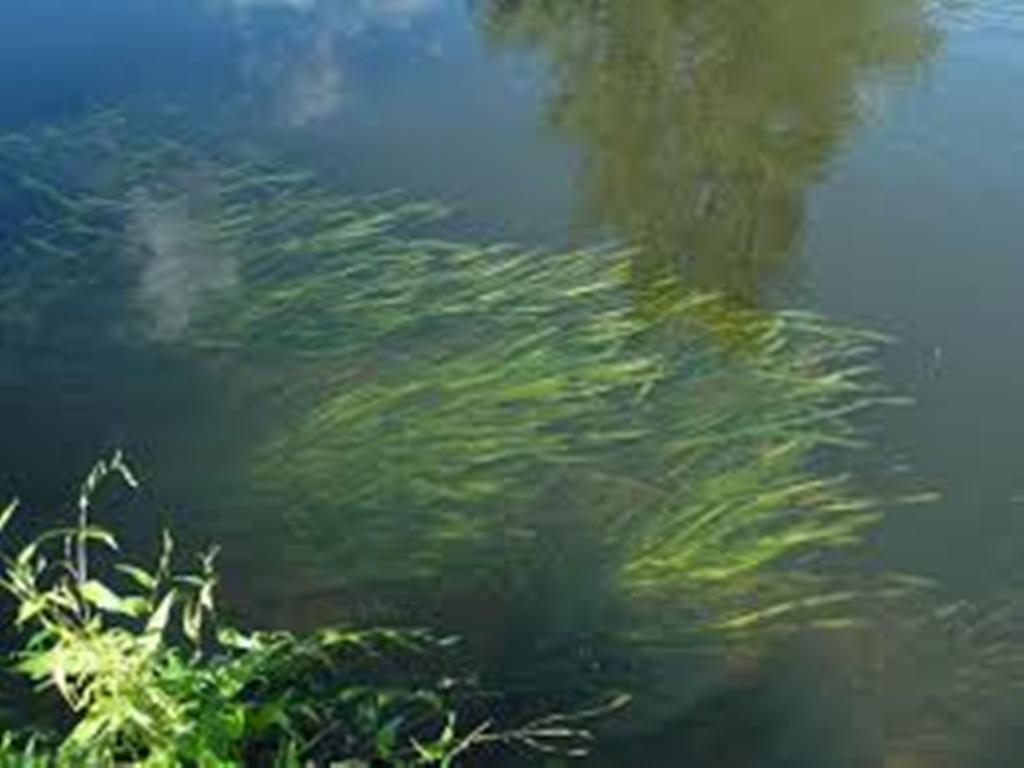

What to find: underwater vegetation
left=0, top=113, right=891, bottom=645
left=4, top=114, right=1024, bottom=765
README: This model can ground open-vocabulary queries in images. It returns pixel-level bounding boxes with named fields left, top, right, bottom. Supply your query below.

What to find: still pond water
left=1, top=0, right=1024, bottom=764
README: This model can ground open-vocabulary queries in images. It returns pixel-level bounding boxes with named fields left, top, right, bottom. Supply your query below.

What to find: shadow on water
left=476, top=0, right=938, bottom=307
left=3, top=113, right=1024, bottom=765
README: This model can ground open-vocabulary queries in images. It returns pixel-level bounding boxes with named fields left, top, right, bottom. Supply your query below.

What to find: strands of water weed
left=0, top=114, right=891, bottom=661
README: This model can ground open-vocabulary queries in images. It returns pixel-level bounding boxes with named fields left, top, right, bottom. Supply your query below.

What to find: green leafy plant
left=0, top=453, right=615, bottom=766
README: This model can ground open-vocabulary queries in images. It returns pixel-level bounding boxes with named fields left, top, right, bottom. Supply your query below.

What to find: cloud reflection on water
left=129, top=187, right=238, bottom=341
left=221, top=0, right=444, bottom=127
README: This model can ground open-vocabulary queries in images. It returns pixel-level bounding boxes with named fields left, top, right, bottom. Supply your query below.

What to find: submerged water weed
left=0, top=114, right=895, bottom=686
left=182, top=163, right=893, bottom=648
left=0, top=454, right=616, bottom=766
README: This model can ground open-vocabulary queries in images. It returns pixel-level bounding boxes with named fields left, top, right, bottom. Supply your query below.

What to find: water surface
left=1, top=0, right=1024, bottom=764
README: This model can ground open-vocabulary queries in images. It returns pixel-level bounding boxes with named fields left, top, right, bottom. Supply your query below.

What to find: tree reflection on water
left=480, top=0, right=937, bottom=306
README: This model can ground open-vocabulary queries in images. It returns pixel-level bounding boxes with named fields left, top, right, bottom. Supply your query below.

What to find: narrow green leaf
left=77, top=526, right=119, bottom=552
left=79, top=580, right=130, bottom=615
left=15, top=542, right=39, bottom=569
left=114, top=563, right=157, bottom=592
left=182, top=599, right=202, bottom=644
left=15, top=598, right=46, bottom=626
left=0, top=500, right=16, bottom=535
left=145, top=591, right=176, bottom=639
left=217, top=627, right=257, bottom=651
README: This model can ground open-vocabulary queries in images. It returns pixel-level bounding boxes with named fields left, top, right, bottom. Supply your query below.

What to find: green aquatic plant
left=0, top=453, right=615, bottom=766
left=180, top=167, right=892, bottom=646
left=0, top=114, right=901, bottom=723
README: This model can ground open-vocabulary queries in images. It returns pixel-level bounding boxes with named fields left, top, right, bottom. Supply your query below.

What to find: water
left=1, top=0, right=1024, bottom=764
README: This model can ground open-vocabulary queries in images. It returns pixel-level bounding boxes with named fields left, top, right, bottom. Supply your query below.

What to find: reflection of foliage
left=479, top=0, right=936, bottom=303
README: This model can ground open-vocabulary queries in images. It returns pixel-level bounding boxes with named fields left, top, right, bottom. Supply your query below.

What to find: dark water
left=1, top=0, right=1024, bottom=764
